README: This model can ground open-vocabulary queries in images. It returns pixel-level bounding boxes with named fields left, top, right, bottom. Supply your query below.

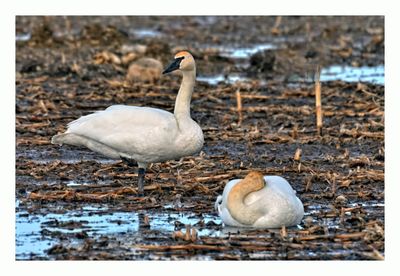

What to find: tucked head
left=163, top=51, right=195, bottom=74
left=244, top=171, right=266, bottom=189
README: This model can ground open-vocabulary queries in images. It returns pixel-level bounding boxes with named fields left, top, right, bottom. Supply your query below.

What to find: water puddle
left=219, top=43, right=276, bottom=59
left=16, top=148, right=120, bottom=165
left=209, top=36, right=306, bottom=60
left=198, top=65, right=385, bottom=86
left=16, top=33, right=31, bottom=42
left=303, top=201, right=384, bottom=227
left=16, top=205, right=222, bottom=259
left=348, top=202, right=384, bottom=208
left=305, top=201, right=384, bottom=215
left=320, top=65, right=384, bottom=85
left=197, top=73, right=269, bottom=86
left=130, top=29, right=163, bottom=38
left=197, top=74, right=251, bottom=85
left=194, top=16, right=218, bottom=26
left=66, top=181, right=92, bottom=187
left=35, top=158, right=119, bottom=165
left=16, top=200, right=384, bottom=259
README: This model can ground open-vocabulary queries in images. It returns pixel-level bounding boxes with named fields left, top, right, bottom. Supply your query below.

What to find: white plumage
left=60, top=105, right=202, bottom=163
left=52, top=51, right=203, bottom=194
left=215, top=172, right=304, bottom=228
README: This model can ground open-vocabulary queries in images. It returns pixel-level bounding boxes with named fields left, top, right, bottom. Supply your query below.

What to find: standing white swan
left=52, top=51, right=204, bottom=195
left=215, top=171, right=304, bottom=228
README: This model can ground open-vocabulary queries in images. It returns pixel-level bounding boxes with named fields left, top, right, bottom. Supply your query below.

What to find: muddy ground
left=15, top=16, right=384, bottom=260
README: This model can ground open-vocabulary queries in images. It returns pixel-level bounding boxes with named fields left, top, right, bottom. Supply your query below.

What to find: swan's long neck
left=174, top=69, right=196, bottom=120
left=227, top=173, right=266, bottom=225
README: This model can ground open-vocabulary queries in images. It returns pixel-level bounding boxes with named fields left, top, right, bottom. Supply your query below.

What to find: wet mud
left=16, top=16, right=384, bottom=260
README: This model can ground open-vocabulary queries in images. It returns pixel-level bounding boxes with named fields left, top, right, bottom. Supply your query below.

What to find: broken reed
left=236, top=89, right=243, bottom=125
left=271, top=16, right=282, bottom=35
left=315, top=65, right=323, bottom=136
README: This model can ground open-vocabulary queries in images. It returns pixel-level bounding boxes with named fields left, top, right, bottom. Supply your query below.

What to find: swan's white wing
left=66, top=105, right=178, bottom=158
left=264, top=176, right=297, bottom=195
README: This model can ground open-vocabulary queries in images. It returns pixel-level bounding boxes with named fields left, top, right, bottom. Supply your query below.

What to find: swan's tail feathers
left=214, top=195, right=223, bottom=212
left=51, top=133, right=121, bottom=159
left=51, top=133, right=84, bottom=147
left=51, top=133, right=67, bottom=145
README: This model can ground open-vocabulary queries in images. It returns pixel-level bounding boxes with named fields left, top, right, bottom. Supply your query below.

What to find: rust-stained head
left=174, top=50, right=192, bottom=59
left=244, top=171, right=266, bottom=190
left=226, top=171, right=266, bottom=225
left=163, top=51, right=195, bottom=74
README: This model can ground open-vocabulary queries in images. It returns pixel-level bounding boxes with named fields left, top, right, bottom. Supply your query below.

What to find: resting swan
left=215, top=171, right=304, bottom=228
left=52, top=51, right=204, bottom=195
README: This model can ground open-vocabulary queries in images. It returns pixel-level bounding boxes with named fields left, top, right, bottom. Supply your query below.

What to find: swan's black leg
left=138, top=168, right=145, bottom=196
left=120, top=157, right=146, bottom=196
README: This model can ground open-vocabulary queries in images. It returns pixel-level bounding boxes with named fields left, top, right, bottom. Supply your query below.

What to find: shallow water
left=16, top=33, right=31, bottom=42
left=16, top=199, right=384, bottom=259
left=199, top=65, right=385, bottom=86
left=219, top=43, right=276, bottom=59
left=15, top=204, right=222, bottom=259
left=320, top=65, right=384, bottom=85
left=197, top=74, right=252, bottom=85
left=130, top=29, right=163, bottom=38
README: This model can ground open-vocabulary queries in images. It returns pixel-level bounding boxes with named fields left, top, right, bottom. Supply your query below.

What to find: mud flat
left=16, top=16, right=384, bottom=260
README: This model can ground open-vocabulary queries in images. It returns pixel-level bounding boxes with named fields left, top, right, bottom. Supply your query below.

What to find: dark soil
left=16, top=16, right=384, bottom=260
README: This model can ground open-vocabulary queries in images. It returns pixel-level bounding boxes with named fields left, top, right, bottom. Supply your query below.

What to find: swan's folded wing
left=66, top=105, right=178, bottom=154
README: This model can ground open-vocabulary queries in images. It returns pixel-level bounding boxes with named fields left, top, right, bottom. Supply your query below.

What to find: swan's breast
left=174, top=120, right=204, bottom=156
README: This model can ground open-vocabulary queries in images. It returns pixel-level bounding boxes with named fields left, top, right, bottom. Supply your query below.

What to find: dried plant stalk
left=271, top=16, right=282, bottom=34
left=294, top=148, right=302, bottom=161
left=190, top=228, right=198, bottom=242
left=235, top=89, right=243, bottom=125
left=280, top=225, right=287, bottom=239
left=315, top=65, right=323, bottom=135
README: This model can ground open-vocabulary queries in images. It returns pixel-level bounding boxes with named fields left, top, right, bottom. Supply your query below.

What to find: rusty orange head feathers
left=244, top=171, right=266, bottom=189
left=163, top=51, right=195, bottom=74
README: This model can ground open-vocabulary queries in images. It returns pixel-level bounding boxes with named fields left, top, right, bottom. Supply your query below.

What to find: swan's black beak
left=163, top=57, right=184, bottom=74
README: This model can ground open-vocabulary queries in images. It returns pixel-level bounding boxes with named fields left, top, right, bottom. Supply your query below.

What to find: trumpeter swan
left=215, top=171, right=304, bottom=228
left=52, top=51, right=204, bottom=195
